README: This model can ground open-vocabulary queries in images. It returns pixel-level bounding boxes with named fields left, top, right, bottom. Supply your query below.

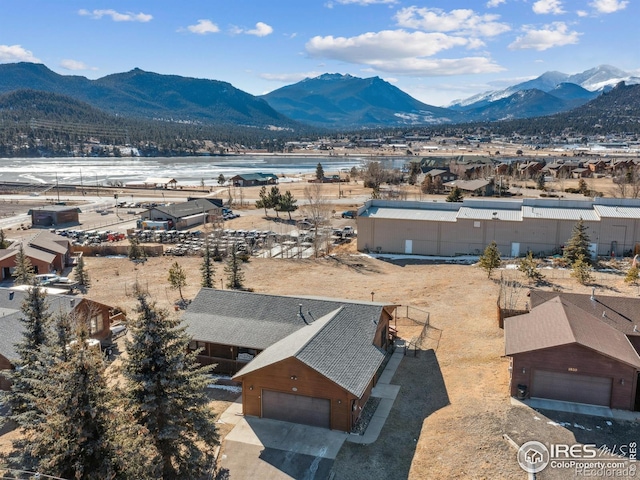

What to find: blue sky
left=0, top=0, right=637, bottom=106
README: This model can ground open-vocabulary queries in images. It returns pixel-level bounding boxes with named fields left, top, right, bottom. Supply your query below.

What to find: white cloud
left=365, top=57, right=505, bottom=76
left=394, top=7, right=510, bottom=37
left=0, top=44, right=40, bottom=63
left=246, top=22, right=274, bottom=37
left=486, top=0, right=506, bottom=7
left=307, top=30, right=469, bottom=63
left=577, top=10, right=589, bottom=16
left=186, top=19, right=220, bottom=35
left=231, top=22, right=274, bottom=37
left=589, top=0, right=628, bottom=13
left=508, top=22, right=580, bottom=51
left=78, top=9, right=152, bottom=22
left=532, top=0, right=565, bottom=14
left=60, top=59, right=97, bottom=71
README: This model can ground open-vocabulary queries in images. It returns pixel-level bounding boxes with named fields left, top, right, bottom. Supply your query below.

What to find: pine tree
left=479, top=241, right=502, bottom=278
left=217, top=173, right=225, bottom=186
left=315, top=162, right=325, bottom=181
left=5, top=286, right=52, bottom=427
left=518, top=251, right=544, bottom=283
left=128, top=236, right=145, bottom=260
left=536, top=174, right=546, bottom=191
left=75, top=255, right=90, bottom=289
left=13, top=243, right=35, bottom=285
left=268, top=186, right=282, bottom=218
left=625, top=264, right=640, bottom=285
left=200, top=240, right=215, bottom=288
left=446, top=186, right=463, bottom=202
left=225, top=243, right=245, bottom=290
left=571, top=253, right=594, bottom=285
left=0, top=228, right=8, bottom=248
left=255, top=185, right=270, bottom=216
left=122, top=294, right=219, bottom=479
left=276, top=190, right=298, bottom=220
left=563, top=219, right=591, bottom=265
left=168, top=261, right=187, bottom=302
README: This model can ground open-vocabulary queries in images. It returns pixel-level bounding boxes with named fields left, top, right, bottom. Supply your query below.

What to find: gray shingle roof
left=183, top=289, right=386, bottom=350
left=184, top=289, right=389, bottom=396
left=153, top=198, right=220, bottom=219
left=0, top=287, right=79, bottom=362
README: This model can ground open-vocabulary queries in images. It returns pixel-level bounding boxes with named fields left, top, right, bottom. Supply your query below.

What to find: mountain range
left=0, top=62, right=638, bottom=130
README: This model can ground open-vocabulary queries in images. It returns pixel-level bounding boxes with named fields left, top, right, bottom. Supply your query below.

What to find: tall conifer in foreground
left=201, top=239, right=215, bottom=288
left=122, top=294, right=219, bottom=479
left=13, top=244, right=35, bottom=285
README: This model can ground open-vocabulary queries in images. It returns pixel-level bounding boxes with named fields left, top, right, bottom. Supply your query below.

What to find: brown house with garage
left=182, top=289, right=396, bottom=432
left=0, top=287, right=118, bottom=389
left=504, top=290, right=640, bottom=411
left=0, top=231, right=73, bottom=280
left=28, top=205, right=81, bottom=227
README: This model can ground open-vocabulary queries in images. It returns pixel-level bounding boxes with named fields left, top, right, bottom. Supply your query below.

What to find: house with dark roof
left=0, top=287, right=118, bottom=389
left=182, top=289, right=396, bottom=431
left=230, top=173, right=278, bottom=187
left=504, top=290, right=640, bottom=411
left=140, top=198, right=222, bottom=230
left=0, top=231, right=72, bottom=280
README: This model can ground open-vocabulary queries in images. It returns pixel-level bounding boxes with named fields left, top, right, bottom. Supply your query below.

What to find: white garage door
left=262, top=390, right=331, bottom=429
left=532, top=370, right=612, bottom=406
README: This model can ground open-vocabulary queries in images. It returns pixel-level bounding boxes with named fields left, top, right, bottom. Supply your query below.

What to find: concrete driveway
left=219, top=401, right=349, bottom=479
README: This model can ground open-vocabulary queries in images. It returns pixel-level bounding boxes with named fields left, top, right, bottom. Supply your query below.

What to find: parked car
left=35, top=274, right=70, bottom=285
left=341, top=210, right=356, bottom=219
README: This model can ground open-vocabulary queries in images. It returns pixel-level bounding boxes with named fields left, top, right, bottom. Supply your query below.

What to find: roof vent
left=602, top=311, right=607, bottom=318
left=591, top=287, right=596, bottom=301
left=297, top=304, right=308, bottom=325
left=9, top=292, right=14, bottom=300
left=634, top=325, right=638, bottom=333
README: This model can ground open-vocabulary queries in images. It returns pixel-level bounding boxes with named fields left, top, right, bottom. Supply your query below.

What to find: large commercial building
left=356, top=197, right=640, bottom=258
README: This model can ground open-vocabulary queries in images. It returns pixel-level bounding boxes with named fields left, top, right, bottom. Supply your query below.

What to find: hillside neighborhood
left=0, top=152, right=638, bottom=479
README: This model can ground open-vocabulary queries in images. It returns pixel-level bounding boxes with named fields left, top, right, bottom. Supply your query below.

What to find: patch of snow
left=534, top=416, right=541, bottom=421
left=574, top=423, right=586, bottom=430
left=366, top=253, right=479, bottom=264
left=606, top=421, right=613, bottom=426
left=207, top=384, right=242, bottom=393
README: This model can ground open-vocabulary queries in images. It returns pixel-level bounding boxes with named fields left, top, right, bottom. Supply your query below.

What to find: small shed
left=28, top=205, right=81, bottom=227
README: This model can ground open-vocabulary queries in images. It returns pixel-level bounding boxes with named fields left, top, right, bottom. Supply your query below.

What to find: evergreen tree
left=276, top=190, right=298, bottom=220
left=268, top=186, right=282, bottom=218
left=122, top=294, right=219, bottom=479
left=255, top=185, right=270, bottom=216
left=13, top=243, right=35, bottom=285
left=518, top=251, right=544, bottom=283
left=75, top=255, right=90, bottom=289
left=446, top=186, right=463, bottom=202
left=0, top=228, right=8, bottom=249
left=536, top=174, right=546, bottom=191
left=5, top=286, right=52, bottom=427
left=217, top=173, right=225, bottom=186
left=625, top=264, right=640, bottom=285
left=478, top=241, right=501, bottom=278
left=200, top=240, right=215, bottom=288
left=571, top=253, right=594, bottom=285
left=563, top=219, right=591, bottom=265
left=225, top=243, right=245, bottom=290
left=128, top=236, right=145, bottom=260
left=168, top=261, right=187, bottom=302
left=315, top=162, right=325, bottom=181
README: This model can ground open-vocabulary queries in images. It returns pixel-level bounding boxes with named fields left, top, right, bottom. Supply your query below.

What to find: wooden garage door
left=532, top=370, right=612, bottom=406
left=262, top=390, right=331, bottom=429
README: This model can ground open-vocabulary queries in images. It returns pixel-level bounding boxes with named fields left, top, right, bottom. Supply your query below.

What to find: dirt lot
left=63, top=243, right=639, bottom=480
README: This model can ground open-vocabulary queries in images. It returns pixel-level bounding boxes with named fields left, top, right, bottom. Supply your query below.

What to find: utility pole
left=56, top=172, right=60, bottom=203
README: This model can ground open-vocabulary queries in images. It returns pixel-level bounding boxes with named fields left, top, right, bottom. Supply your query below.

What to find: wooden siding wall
left=239, top=357, right=357, bottom=432
left=0, top=355, right=12, bottom=391
left=358, top=214, right=640, bottom=258
left=509, top=344, right=638, bottom=410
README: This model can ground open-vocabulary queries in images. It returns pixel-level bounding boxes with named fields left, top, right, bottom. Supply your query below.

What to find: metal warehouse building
left=356, top=198, right=640, bottom=258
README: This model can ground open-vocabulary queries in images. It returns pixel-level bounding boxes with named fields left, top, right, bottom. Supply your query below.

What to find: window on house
left=90, top=313, right=104, bottom=334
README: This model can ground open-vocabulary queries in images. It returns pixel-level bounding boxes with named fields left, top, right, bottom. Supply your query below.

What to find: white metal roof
left=360, top=206, right=458, bottom=222
left=457, top=207, right=522, bottom=222
left=593, top=205, right=640, bottom=219
left=522, top=206, right=599, bottom=221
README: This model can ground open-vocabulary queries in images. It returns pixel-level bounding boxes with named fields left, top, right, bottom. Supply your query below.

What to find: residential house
left=0, top=287, right=118, bottom=389
left=504, top=290, right=640, bottom=411
left=182, top=289, right=397, bottom=431
left=140, top=198, right=222, bottom=230
left=230, top=173, right=278, bottom=187
left=0, top=231, right=72, bottom=280
left=424, top=168, right=458, bottom=183
left=444, top=179, right=494, bottom=197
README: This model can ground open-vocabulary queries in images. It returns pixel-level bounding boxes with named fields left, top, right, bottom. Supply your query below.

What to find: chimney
left=591, top=287, right=596, bottom=301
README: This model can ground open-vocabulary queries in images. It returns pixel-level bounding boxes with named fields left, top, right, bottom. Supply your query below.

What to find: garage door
left=532, top=370, right=612, bottom=406
left=262, top=390, right=331, bottom=429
